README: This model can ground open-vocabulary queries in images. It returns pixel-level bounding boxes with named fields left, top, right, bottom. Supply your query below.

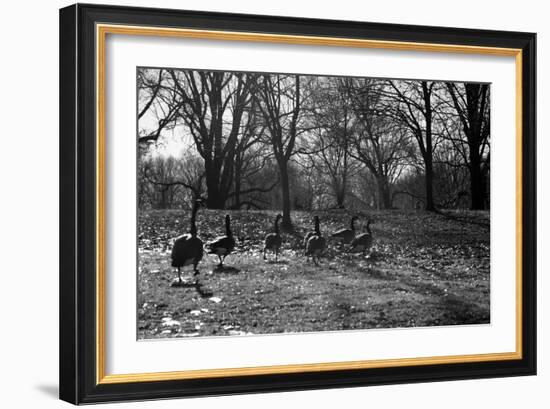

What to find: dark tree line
left=138, top=68, right=490, bottom=226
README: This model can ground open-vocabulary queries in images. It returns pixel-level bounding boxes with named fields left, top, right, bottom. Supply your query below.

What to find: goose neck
left=190, top=201, right=199, bottom=236
left=225, top=216, right=232, bottom=236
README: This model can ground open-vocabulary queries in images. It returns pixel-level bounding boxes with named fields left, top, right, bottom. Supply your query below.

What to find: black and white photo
left=137, top=67, right=491, bottom=339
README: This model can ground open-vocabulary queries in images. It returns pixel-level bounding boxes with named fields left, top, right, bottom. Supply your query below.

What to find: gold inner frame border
left=95, top=23, right=523, bottom=385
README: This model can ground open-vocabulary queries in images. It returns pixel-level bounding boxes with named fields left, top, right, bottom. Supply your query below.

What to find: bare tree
left=445, top=83, right=490, bottom=209
left=137, top=69, right=163, bottom=120
left=305, top=78, right=359, bottom=208
left=345, top=79, right=412, bottom=209
left=254, top=74, right=303, bottom=229
left=137, top=67, right=490, bottom=214
left=139, top=152, right=205, bottom=209
left=138, top=68, right=255, bottom=209
left=387, top=80, right=440, bottom=211
left=229, top=101, right=279, bottom=209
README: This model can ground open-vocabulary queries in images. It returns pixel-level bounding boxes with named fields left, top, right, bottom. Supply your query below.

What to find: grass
left=137, top=209, right=490, bottom=339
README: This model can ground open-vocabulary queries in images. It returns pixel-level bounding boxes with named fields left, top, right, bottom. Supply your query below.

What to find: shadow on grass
left=360, top=267, right=389, bottom=280
left=212, top=265, right=240, bottom=274
left=438, top=294, right=490, bottom=324
left=395, top=273, right=490, bottom=325
left=434, top=209, right=490, bottom=229
left=195, top=282, right=214, bottom=298
left=170, top=278, right=214, bottom=298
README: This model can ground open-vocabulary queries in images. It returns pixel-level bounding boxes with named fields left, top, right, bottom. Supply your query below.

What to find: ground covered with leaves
left=137, top=209, right=490, bottom=339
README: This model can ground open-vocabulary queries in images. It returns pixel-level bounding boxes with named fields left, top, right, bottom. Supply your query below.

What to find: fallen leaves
left=137, top=209, right=490, bottom=339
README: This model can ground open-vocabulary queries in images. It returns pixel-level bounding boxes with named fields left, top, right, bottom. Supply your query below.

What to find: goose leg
left=217, top=255, right=222, bottom=267
left=263, top=248, right=267, bottom=260
left=177, top=267, right=181, bottom=283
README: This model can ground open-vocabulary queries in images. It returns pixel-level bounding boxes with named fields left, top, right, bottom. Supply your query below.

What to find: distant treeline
left=138, top=69, right=490, bottom=227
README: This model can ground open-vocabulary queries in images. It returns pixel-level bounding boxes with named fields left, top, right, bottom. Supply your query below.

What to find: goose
left=170, top=198, right=205, bottom=284
left=263, top=214, right=283, bottom=261
left=303, top=216, right=319, bottom=248
left=331, top=215, right=359, bottom=244
left=207, top=214, right=236, bottom=268
left=348, top=219, right=374, bottom=255
left=305, top=216, right=326, bottom=264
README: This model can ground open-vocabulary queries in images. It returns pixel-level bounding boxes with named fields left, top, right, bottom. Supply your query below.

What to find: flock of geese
left=170, top=198, right=374, bottom=285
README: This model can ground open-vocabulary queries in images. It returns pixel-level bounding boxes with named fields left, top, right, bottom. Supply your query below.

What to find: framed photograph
left=59, top=3, right=536, bottom=404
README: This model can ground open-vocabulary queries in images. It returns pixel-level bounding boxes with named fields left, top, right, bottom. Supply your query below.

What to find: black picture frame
left=59, top=3, right=536, bottom=404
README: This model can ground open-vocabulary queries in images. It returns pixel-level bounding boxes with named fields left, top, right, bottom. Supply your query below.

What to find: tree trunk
left=422, top=82, right=436, bottom=212
left=279, top=160, right=292, bottom=229
left=160, top=189, right=167, bottom=209
left=205, top=164, right=225, bottom=209
left=469, top=150, right=486, bottom=210
left=335, top=189, right=346, bottom=208
left=332, top=177, right=346, bottom=208
left=377, top=176, right=392, bottom=209
left=206, top=185, right=225, bottom=209
left=233, top=158, right=242, bottom=209
left=425, top=159, right=435, bottom=211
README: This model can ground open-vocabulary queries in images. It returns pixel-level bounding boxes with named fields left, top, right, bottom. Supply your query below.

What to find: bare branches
left=136, top=67, right=490, bottom=212
left=253, top=74, right=304, bottom=227
left=227, top=177, right=279, bottom=199
left=138, top=69, right=164, bottom=119
left=444, top=82, right=491, bottom=209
